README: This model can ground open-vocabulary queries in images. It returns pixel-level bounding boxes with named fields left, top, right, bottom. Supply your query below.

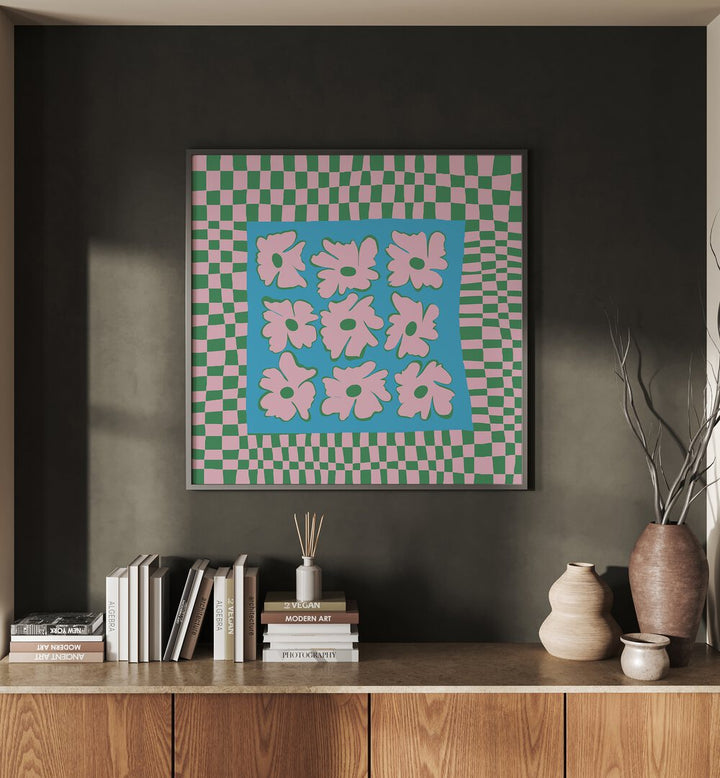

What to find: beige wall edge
left=0, top=9, right=13, bottom=659
left=708, top=17, right=720, bottom=648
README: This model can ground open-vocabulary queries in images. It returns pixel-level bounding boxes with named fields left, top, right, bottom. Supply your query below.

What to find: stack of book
left=105, top=554, right=169, bottom=662
left=212, top=554, right=259, bottom=661
left=9, top=613, right=105, bottom=663
left=261, top=592, right=359, bottom=662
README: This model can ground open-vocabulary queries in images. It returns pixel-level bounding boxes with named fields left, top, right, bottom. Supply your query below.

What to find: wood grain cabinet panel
left=0, top=693, right=171, bottom=778
left=567, top=693, right=720, bottom=778
left=371, top=693, right=563, bottom=778
left=175, top=693, right=368, bottom=778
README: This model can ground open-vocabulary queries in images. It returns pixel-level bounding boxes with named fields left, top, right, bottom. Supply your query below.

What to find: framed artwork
left=187, top=150, right=526, bottom=488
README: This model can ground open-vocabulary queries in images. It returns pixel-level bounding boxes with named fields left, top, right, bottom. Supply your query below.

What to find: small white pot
left=620, top=632, right=670, bottom=681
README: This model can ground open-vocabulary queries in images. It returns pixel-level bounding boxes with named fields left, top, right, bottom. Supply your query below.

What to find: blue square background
left=246, top=219, right=472, bottom=434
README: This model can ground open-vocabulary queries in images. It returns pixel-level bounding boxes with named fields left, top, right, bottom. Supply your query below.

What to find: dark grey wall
left=15, top=27, right=706, bottom=642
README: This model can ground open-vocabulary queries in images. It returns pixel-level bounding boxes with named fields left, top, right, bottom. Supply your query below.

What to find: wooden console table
left=1, top=643, right=719, bottom=777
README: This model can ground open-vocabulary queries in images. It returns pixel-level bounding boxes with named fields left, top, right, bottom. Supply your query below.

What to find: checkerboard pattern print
left=190, top=152, right=525, bottom=487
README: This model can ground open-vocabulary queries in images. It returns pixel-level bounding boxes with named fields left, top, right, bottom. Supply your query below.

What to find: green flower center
left=405, top=321, right=418, bottom=336
left=340, top=318, right=356, bottom=331
left=272, top=252, right=284, bottom=268
left=286, top=319, right=299, bottom=331
left=347, top=384, right=362, bottom=398
left=280, top=387, right=294, bottom=399
left=409, top=257, right=425, bottom=270
left=413, top=385, right=429, bottom=399
left=340, top=266, right=357, bottom=277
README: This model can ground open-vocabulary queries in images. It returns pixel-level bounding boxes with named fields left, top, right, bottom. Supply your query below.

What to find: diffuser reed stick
left=293, top=512, right=325, bottom=557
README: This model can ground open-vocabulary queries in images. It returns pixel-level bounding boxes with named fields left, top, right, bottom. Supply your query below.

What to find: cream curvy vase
left=539, top=562, right=622, bottom=661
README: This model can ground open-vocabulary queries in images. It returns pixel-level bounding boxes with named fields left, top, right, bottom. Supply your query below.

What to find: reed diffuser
left=294, top=512, right=324, bottom=602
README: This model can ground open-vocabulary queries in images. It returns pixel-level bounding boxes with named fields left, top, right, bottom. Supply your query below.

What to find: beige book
left=9, top=651, right=105, bottom=663
left=244, top=567, right=259, bottom=661
left=263, top=591, right=346, bottom=612
left=11, top=640, right=105, bottom=652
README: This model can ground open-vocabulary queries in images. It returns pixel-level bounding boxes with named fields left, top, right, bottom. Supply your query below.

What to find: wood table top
left=1, top=642, right=720, bottom=694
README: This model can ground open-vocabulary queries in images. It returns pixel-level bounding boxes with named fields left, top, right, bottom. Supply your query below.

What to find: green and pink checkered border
left=189, top=152, right=525, bottom=487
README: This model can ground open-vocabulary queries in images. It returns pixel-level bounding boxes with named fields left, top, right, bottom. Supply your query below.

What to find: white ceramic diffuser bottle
left=296, top=556, right=322, bottom=602
left=294, top=512, right=325, bottom=602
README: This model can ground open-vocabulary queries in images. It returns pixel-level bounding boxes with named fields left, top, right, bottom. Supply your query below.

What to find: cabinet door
left=371, top=693, right=563, bottom=778
left=0, top=693, right=171, bottom=778
left=175, top=693, right=368, bottom=778
left=567, top=693, right=720, bottom=777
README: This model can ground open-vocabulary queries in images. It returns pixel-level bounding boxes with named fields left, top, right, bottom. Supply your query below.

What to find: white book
left=127, top=554, right=147, bottom=663
left=118, top=569, right=129, bottom=661
left=149, top=567, right=169, bottom=662
left=262, top=648, right=359, bottom=663
left=264, top=635, right=358, bottom=649
left=262, top=632, right=358, bottom=645
left=264, top=639, right=358, bottom=649
left=11, top=631, right=104, bottom=643
left=139, top=554, right=160, bottom=662
left=265, top=623, right=354, bottom=635
left=105, top=567, right=125, bottom=662
left=233, top=554, right=247, bottom=662
left=226, top=568, right=235, bottom=661
left=213, top=566, right=230, bottom=660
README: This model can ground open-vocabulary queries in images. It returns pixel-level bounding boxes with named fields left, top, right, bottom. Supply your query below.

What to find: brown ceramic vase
left=628, top=523, right=708, bottom=667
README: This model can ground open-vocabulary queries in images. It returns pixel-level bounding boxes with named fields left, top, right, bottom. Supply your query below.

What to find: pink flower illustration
left=386, top=231, right=448, bottom=289
left=261, top=299, right=318, bottom=353
left=310, top=237, right=380, bottom=298
left=395, top=361, right=454, bottom=419
left=321, top=362, right=390, bottom=421
left=259, top=352, right=317, bottom=421
left=320, top=293, right=384, bottom=359
left=256, top=231, right=307, bottom=288
left=384, top=293, right=439, bottom=358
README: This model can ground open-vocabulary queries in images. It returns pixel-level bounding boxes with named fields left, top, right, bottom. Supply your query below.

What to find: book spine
left=233, top=556, right=247, bottom=663
left=139, top=565, right=148, bottom=662
left=128, top=562, right=141, bottom=662
left=226, top=571, right=235, bottom=661
left=260, top=612, right=359, bottom=625
left=244, top=570, right=257, bottom=661
left=10, top=641, right=105, bottom=652
left=106, top=573, right=120, bottom=661
left=180, top=572, right=214, bottom=660
left=170, top=562, right=209, bottom=661
left=163, top=566, right=198, bottom=662
left=10, top=624, right=99, bottom=636
left=213, top=573, right=226, bottom=661
left=266, top=623, right=353, bottom=634
left=140, top=556, right=160, bottom=663
left=8, top=652, right=105, bottom=663
left=119, top=573, right=129, bottom=661
left=261, top=648, right=358, bottom=663
left=47, top=625, right=100, bottom=635
left=264, top=641, right=358, bottom=650
left=264, top=601, right=346, bottom=612
left=149, top=568, right=168, bottom=662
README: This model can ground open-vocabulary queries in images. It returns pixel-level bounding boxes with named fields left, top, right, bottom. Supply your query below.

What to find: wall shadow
left=14, top=28, right=88, bottom=614
left=602, top=566, right=638, bottom=634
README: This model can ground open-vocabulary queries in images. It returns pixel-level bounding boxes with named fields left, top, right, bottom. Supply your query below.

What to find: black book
left=11, top=613, right=104, bottom=636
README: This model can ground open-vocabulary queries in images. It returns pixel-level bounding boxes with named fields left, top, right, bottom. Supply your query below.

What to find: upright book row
left=105, top=554, right=168, bottom=662
left=106, top=553, right=258, bottom=662
left=212, top=556, right=259, bottom=662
